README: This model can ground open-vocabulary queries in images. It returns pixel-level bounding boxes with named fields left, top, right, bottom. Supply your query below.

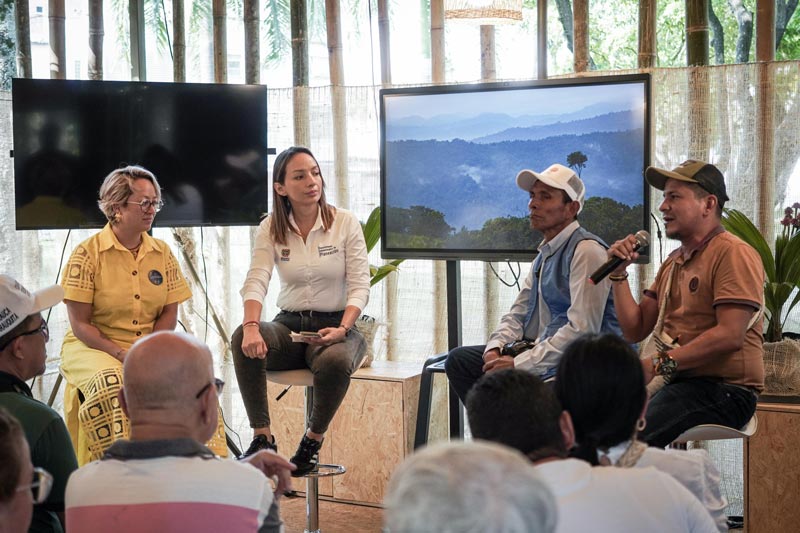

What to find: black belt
left=281, top=310, right=343, bottom=318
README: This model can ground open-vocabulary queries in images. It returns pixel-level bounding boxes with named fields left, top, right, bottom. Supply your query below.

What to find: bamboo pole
left=173, top=0, right=186, bottom=82
left=480, top=25, right=495, bottom=81
left=213, top=0, right=227, bottom=83
left=573, top=0, right=589, bottom=72
left=685, top=0, right=709, bottom=66
left=378, top=0, right=391, bottom=86
left=638, top=0, right=656, bottom=68
left=210, top=0, right=230, bottom=363
left=244, top=0, right=260, bottom=84
left=88, top=0, right=103, bottom=80
left=14, top=0, right=32, bottom=78
left=755, top=0, right=775, bottom=239
left=537, top=0, right=547, bottom=78
left=292, top=0, right=310, bottom=147
left=326, top=0, right=344, bottom=86
left=377, top=0, right=400, bottom=360
left=48, top=0, right=65, bottom=79
left=431, top=0, right=445, bottom=83
left=326, top=0, right=349, bottom=208
left=685, top=0, right=710, bottom=161
left=430, top=0, right=447, bottom=354
left=636, top=0, right=657, bottom=295
left=481, top=24, right=500, bottom=338
left=129, top=0, right=146, bottom=80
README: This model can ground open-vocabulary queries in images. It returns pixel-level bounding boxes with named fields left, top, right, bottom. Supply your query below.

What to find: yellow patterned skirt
left=60, top=337, right=228, bottom=465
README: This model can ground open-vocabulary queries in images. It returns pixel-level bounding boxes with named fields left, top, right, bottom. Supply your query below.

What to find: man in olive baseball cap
left=606, top=159, right=765, bottom=449
left=645, top=159, right=730, bottom=205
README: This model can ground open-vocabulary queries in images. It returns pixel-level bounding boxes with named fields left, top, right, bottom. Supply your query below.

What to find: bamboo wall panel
left=266, top=362, right=420, bottom=504
left=746, top=402, right=800, bottom=533
left=330, top=379, right=405, bottom=503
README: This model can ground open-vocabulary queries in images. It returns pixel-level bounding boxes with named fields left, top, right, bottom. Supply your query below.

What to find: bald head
left=123, top=331, right=214, bottom=413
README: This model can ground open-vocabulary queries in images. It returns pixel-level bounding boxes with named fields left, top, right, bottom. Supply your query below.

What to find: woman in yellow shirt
left=59, top=166, right=224, bottom=464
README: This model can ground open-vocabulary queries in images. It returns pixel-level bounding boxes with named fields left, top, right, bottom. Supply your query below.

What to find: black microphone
left=588, top=230, right=650, bottom=285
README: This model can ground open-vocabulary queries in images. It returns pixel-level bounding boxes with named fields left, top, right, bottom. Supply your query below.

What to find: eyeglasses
left=195, top=377, right=225, bottom=399
left=0, top=320, right=49, bottom=351
left=126, top=199, right=164, bottom=212
left=16, top=467, right=53, bottom=504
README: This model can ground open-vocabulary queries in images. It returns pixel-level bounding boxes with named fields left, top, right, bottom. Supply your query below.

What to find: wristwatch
left=652, top=351, right=678, bottom=382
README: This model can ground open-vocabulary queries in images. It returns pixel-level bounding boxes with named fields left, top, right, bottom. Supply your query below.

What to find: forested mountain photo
left=382, top=78, right=649, bottom=257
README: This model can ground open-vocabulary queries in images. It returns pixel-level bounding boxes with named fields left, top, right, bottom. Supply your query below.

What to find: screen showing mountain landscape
left=380, top=75, right=650, bottom=260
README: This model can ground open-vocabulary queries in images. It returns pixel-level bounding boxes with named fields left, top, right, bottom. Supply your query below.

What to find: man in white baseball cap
left=445, top=163, right=622, bottom=402
left=515, top=163, right=587, bottom=213
left=0, top=274, right=78, bottom=533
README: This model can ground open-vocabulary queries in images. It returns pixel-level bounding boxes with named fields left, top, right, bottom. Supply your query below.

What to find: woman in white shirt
left=233, top=146, right=370, bottom=476
left=554, top=333, right=728, bottom=532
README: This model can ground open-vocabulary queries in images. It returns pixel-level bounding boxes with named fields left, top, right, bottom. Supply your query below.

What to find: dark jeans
left=443, top=345, right=488, bottom=405
left=640, top=377, right=758, bottom=448
left=232, top=311, right=366, bottom=435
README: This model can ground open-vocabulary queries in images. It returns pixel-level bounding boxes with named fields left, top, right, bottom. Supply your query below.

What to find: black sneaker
left=290, top=435, right=323, bottom=477
left=240, top=434, right=277, bottom=459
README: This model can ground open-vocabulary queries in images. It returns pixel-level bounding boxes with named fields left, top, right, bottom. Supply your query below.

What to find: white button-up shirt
left=241, top=208, right=370, bottom=313
left=484, top=221, right=611, bottom=374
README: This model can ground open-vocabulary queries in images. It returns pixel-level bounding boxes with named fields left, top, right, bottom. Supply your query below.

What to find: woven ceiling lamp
left=444, top=0, right=523, bottom=24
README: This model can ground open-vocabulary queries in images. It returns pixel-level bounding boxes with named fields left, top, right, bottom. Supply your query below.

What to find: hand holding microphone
left=589, top=230, right=650, bottom=285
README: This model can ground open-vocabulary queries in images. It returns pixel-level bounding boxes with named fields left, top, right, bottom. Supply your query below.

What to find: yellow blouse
left=60, top=224, right=192, bottom=346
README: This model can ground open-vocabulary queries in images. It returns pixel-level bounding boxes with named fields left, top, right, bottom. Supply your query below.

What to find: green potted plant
left=362, top=206, right=404, bottom=287
left=722, top=203, right=800, bottom=395
left=722, top=204, right=800, bottom=342
left=357, top=207, right=403, bottom=365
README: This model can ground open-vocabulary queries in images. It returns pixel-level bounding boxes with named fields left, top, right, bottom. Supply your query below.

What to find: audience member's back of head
left=384, top=440, right=557, bottom=533
left=554, top=333, right=646, bottom=465
left=122, top=331, right=212, bottom=413
left=466, top=369, right=567, bottom=461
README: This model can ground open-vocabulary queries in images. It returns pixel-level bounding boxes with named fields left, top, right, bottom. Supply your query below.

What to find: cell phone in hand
left=299, top=331, right=321, bottom=338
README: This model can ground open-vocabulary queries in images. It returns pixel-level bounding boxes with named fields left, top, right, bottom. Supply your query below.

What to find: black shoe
left=240, top=434, right=277, bottom=459
left=290, top=435, right=323, bottom=477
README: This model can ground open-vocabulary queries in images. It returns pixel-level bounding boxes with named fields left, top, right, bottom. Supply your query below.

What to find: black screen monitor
left=12, top=78, right=269, bottom=229
left=379, top=73, right=651, bottom=261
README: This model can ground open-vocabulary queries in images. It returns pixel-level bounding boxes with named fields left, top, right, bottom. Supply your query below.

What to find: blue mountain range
left=385, top=128, right=645, bottom=232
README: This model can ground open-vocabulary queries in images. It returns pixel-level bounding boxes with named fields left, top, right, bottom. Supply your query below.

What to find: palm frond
left=263, top=0, right=290, bottom=66
left=362, top=206, right=381, bottom=253
left=722, top=209, right=776, bottom=281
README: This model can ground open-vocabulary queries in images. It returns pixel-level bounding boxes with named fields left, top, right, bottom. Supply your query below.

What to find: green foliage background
left=387, top=197, right=642, bottom=253
left=0, top=0, right=15, bottom=90
left=523, top=0, right=799, bottom=71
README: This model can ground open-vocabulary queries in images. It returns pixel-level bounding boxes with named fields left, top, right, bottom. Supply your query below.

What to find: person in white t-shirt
left=233, top=146, right=370, bottom=477
left=466, top=368, right=718, bottom=533
left=554, top=333, right=728, bottom=532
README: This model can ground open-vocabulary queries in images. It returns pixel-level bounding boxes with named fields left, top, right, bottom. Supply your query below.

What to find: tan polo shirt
left=61, top=224, right=192, bottom=346
left=645, top=226, right=765, bottom=391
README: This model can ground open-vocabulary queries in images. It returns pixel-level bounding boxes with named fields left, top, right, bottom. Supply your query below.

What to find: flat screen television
left=11, top=78, right=269, bottom=230
left=380, top=73, right=651, bottom=261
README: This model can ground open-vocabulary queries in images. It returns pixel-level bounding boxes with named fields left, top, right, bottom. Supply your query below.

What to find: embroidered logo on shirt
left=281, top=248, right=291, bottom=262
left=689, top=276, right=699, bottom=292
left=318, top=245, right=339, bottom=257
left=148, top=270, right=164, bottom=285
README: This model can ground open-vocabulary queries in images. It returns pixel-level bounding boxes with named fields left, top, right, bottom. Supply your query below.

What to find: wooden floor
left=279, top=495, right=383, bottom=533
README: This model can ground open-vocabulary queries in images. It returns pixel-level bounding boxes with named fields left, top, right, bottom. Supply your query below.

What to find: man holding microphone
left=608, top=160, right=765, bottom=447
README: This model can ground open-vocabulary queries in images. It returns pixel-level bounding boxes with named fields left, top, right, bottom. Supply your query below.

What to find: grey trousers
left=231, top=311, right=366, bottom=435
